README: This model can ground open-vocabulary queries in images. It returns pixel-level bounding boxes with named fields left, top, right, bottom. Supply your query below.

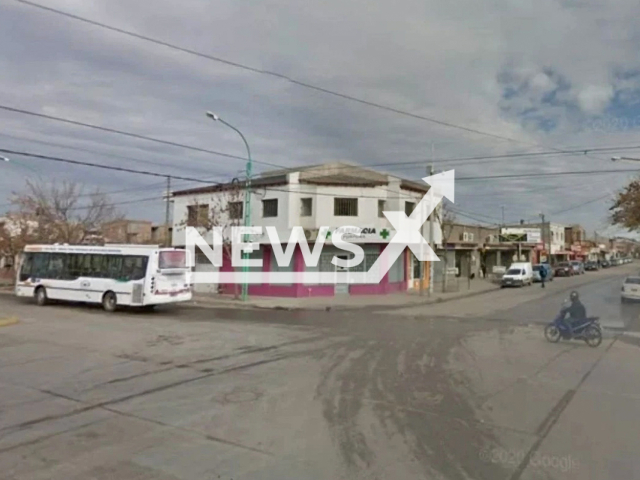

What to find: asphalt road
left=0, top=265, right=639, bottom=480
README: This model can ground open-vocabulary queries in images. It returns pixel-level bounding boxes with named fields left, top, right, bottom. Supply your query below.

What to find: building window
left=378, top=200, right=386, bottom=218
left=334, top=198, right=358, bottom=217
left=301, top=198, right=312, bottom=217
left=187, top=204, right=209, bottom=227
left=405, top=201, right=416, bottom=216
left=262, top=199, right=278, bottom=218
left=229, top=202, right=243, bottom=220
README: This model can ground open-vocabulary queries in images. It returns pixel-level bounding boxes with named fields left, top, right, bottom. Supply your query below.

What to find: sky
left=1, top=0, right=640, bottom=238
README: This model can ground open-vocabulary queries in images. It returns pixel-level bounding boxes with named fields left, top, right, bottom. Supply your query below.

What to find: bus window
left=159, top=251, right=186, bottom=269
left=90, top=254, right=107, bottom=278
left=67, top=253, right=92, bottom=279
left=106, top=255, right=124, bottom=279
left=47, top=254, right=66, bottom=279
left=19, top=253, right=33, bottom=281
left=122, top=256, right=148, bottom=281
left=32, top=253, right=50, bottom=279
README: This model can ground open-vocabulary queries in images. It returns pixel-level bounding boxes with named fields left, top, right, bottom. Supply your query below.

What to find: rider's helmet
left=570, top=290, right=579, bottom=302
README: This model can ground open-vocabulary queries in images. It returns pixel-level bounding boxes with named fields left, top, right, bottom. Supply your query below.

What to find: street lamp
left=205, top=111, right=253, bottom=302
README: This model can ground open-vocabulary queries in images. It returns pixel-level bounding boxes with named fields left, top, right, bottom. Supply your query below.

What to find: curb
left=189, top=285, right=500, bottom=313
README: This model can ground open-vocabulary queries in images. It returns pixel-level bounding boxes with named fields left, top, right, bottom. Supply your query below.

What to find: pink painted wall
left=218, top=244, right=407, bottom=298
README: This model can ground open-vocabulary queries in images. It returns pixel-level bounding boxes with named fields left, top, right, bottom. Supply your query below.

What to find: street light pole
left=206, top=111, right=253, bottom=302
left=163, top=176, right=172, bottom=248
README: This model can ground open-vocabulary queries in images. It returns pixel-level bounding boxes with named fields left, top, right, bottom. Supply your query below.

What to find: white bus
left=15, top=244, right=192, bottom=311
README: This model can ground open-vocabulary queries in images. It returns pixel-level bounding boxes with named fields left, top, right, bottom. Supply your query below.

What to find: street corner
left=0, top=316, right=19, bottom=327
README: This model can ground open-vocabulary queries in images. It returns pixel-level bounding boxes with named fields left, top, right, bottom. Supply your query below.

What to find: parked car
left=501, top=262, right=533, bottom=287
left=584, top=261, right=599, bottom=271
left=533, top=264, right=554, bottom=282
left=570, top=261, right=585, bottom=275
left=601, top=260, right=611, bottom=268
left=622, top=276, right=640, bottom=302
left=555, top=262, right=574, bottom=277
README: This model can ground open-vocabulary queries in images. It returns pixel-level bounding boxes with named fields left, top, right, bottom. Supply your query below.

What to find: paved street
left=1, top=264, right=640, bottom=480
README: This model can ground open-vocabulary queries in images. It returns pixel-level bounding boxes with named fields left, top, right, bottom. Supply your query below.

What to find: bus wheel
left=35, top=287, right=47, bottom=306
left=102, top=291, right=117, bottom=312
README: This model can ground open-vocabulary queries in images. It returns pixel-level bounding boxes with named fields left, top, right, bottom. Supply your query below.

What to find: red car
left=555, top=262, right=574, bottom=277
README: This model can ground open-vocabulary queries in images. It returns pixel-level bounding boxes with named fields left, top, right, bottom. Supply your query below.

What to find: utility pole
left=164, top=176, right=171, bottom=247
left=539, top=213, right=547, bottom=263
left=428, top=161, right=435, bottom=296
left=421, top=164, right=435, bottom=297
left=206, top=111, right=252, bottom=301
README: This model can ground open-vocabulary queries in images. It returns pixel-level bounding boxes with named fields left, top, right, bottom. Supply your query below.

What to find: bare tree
left=434, top=202, right=456, bottom=292
left=177, top=180, right=245, bottom=298
left=0, top=179, right=121, bottom=280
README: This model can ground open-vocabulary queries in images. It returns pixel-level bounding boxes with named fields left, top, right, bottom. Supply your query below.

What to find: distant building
left=609, top=237, right=640, bottom=257
left=565, top=224, right=586, bottom=247
left=151, top=225, right=171, bottom=246
left=440, top=223, right=540, bottom=279
left=102, top=220, right=153, bottom=244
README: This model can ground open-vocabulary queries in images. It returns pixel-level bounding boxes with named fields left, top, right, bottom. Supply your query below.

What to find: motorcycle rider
left=558, top=290, right=587, bottom=337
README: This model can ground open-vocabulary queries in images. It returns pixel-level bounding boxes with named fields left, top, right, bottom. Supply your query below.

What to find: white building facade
left=548, top=223, right=566, bottom=256
left=171, top=163, right=442, bottom=297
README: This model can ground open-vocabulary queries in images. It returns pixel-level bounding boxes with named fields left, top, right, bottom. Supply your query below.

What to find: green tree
left=611, top=178, right=640, bottom=230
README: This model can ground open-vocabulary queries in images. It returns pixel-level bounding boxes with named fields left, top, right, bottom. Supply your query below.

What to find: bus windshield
left=159, top=250, right=186, bottom=269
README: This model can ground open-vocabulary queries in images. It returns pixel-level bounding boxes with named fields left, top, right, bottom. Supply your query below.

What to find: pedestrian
left=539, top=264, right=547, bottom=288
left=481, top=263, right=486, bottom=279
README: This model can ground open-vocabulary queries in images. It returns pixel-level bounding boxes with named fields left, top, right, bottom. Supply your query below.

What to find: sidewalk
left=190, top=279, right=499, bottom=311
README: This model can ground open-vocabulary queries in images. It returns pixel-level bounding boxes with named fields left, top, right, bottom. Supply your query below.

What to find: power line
left=8, top=0, right=599, bottom=153
left=448, top=207, right=500, bottom=226
left=0, top=131, right=216, bottom=173
left=458, top=168, right=640, bottom=181
left=0, top=147, right=213, bottom=183
left=378, top=145, right=640, bottom=170
left=0, top=105, right=285, bottom=169
left=551, top=193, right=613, bottom=216
left=0, top=147, right=631, bottom=230
left=5, top=147, right=640, bottom=196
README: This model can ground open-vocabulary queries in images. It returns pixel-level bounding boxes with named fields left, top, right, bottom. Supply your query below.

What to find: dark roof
left=400, top=179, right=429, bottom=193
left=300, top=174, right=388, bottom=187
left=172, top=174, right=288, bottom=197
left=172, top=162, right=430, bottom=196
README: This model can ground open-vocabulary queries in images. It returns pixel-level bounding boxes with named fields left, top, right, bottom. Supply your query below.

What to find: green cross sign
left=380, top=229, right=390, bottom=239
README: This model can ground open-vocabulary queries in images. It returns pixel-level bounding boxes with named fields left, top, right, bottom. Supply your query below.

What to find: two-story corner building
left=171, top=162, right=443, bottom=297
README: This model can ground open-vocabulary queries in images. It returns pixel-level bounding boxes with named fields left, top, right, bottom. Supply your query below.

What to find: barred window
left=301, top=198, right=312, bottom=217
left=187, top=204, right=209, bottom=227
left=262, top=199, right=278, bottom=218
left=378, top=200, right=386, bottom=218
left=229, top=202, right=243, bottom=220
left=334, top=198, right=358, bottom=217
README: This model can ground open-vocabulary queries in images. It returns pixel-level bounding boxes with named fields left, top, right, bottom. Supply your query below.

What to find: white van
left=501, top=262, right=533, bottom=288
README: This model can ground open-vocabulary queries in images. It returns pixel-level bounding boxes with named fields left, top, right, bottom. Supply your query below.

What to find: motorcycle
left=544, top=300, right=602, bottom=347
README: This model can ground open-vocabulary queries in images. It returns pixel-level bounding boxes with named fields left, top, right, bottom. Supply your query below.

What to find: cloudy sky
left=2, top=0, right=640, bottom=236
